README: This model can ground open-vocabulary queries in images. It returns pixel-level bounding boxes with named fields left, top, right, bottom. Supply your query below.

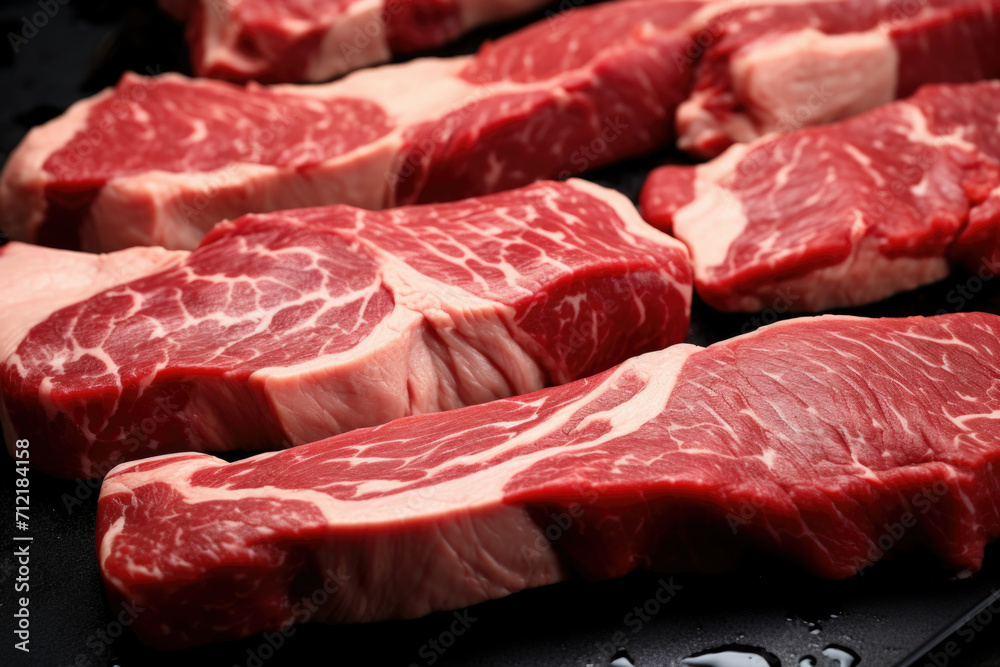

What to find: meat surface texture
left=0, top=242, right=186, bottom=369
left=0, top=180, right=693, bottom=479
left=678, top=0, right=1000, bottom=157
left=641, top=81, right=1000, bottom=312
left=96, top=312, right=1000, bottom=648
left=0, top=0, right=701, bottom=253
left=161, top=0, right=554, bottom=83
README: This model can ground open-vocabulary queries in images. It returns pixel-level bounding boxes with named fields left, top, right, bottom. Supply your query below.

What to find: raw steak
left=0, top=180, right=692, bottom=479
left=0, top=243, right=185, bottom=370
left=0, top=0, right=702, bottom=253
left=677, top=0, right=1000, bottom=157
left=640, top=81, right=1000, bottom=312
left=96, top=312, right=1000, bottom=649
left=160, top=0, right=554, bottom=83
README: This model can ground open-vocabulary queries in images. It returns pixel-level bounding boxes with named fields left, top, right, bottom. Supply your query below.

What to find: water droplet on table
left=682, top=645, right=781, bottom=667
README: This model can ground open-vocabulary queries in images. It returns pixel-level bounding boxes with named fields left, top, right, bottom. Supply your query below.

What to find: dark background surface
left=2, top=1, right=1000, bottom=666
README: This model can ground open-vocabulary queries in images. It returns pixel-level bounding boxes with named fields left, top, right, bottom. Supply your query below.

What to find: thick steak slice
left=0, top=0, right=701, bottom=252
left=1, top=180, right=692, bottom=479
left=677, top=0, right=1000, bottom=157
left=160, top=0, right=554, bottom=83
left=641, top=81, right=1000, bottom=312
left=97, top=312, right=1000, bottom=648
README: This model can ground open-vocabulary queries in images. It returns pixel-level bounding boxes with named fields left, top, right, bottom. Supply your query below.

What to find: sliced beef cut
left=1, top=180, right=692, bottom=479
left=641, top=81, right=1000, bottom=312
left=160, top=0, right=554, bottom=84
left=96, top=312, right=1000, bottom=649
left=0, top=0, right=702, bottom=253
left=677, top=0, right=1000, bottom=157
left=0, top=242, right=186, bottom=369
